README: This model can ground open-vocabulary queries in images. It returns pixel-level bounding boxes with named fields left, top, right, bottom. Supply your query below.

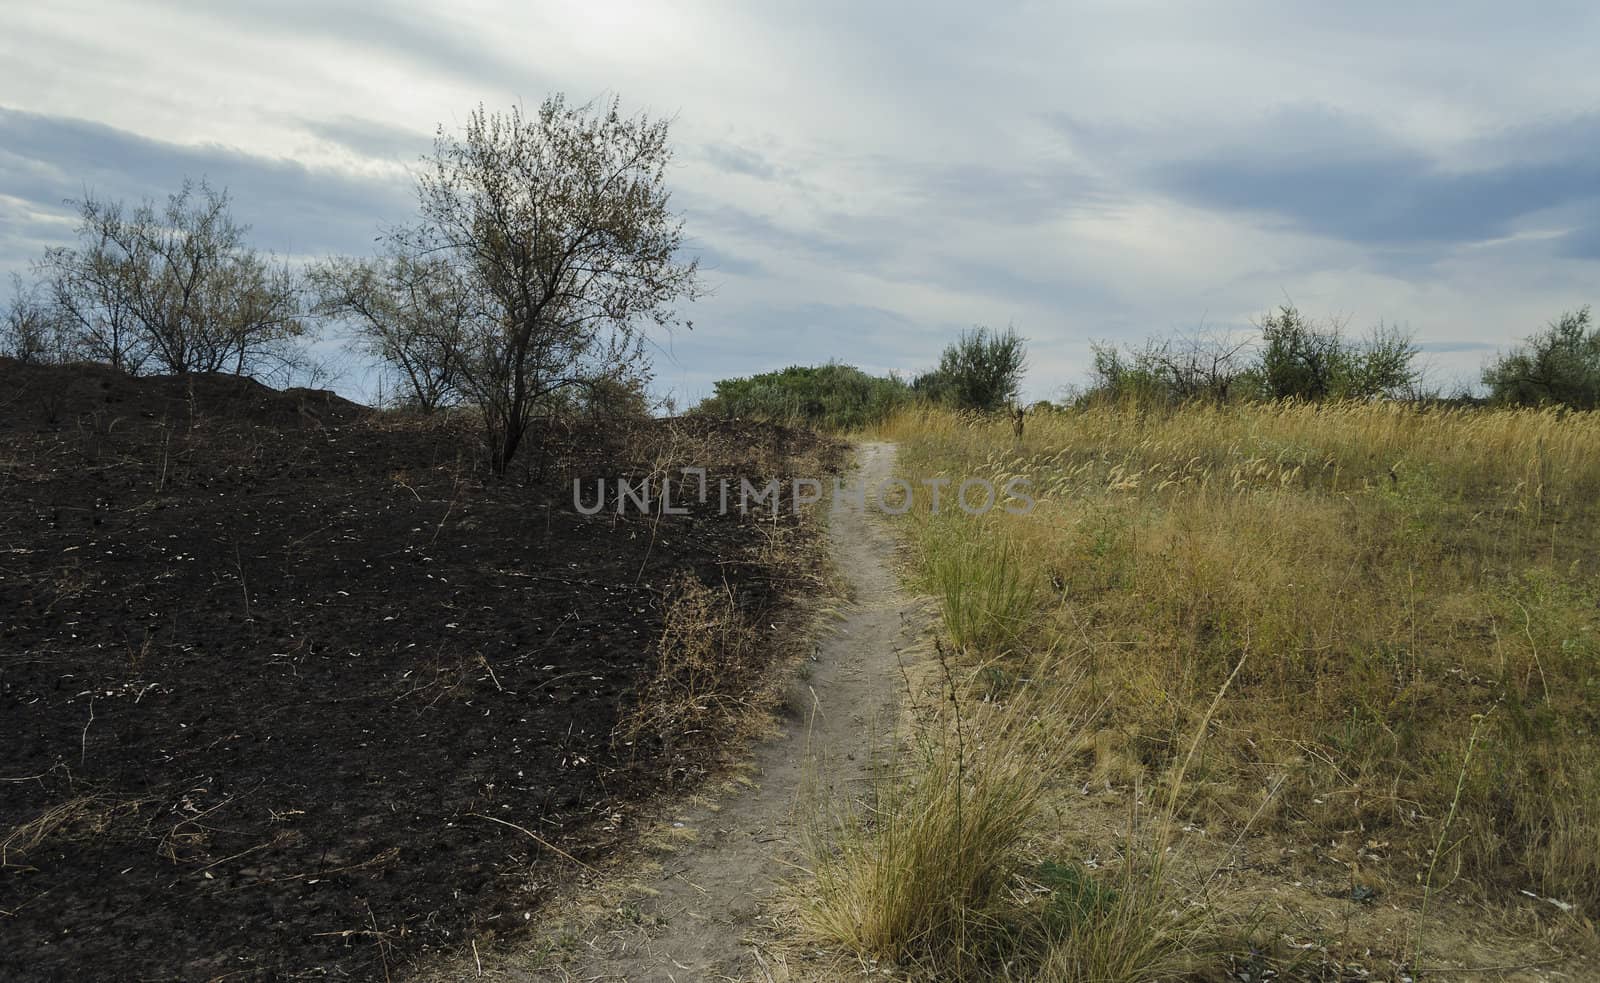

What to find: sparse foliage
left=1083, top=308, right=1422, bottom=408
left=1146, top=330, right=1254, bottom=405
left=577, top=367, right=655, bottom=421
left=2, top=274, right=73, bottom=364
left=1087, top=330, right=1253, bottom=408
left=309, top=251, right=468, bottom=413
left=1255, top=305, right=1344, bottom=401
left=34, top=210, right=148, bottom=373
left=394, top=95, right=700, bottom=471
left=37, top=180, right=307, bottom=378
left=1347, top=321, right=1424, bottom=399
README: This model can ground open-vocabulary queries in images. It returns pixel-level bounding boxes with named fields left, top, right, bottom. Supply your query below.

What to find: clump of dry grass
left=617, top=573, right=765, bottom=756
left=3, top=794, right=152, bottom=867
left=801, top=670, right=1087, bottom=976
left=801, top=635, right=1228, bottom=981
left=882, top=399, right=1600, bottom=935
left=613, top=419, right=839, bottom=762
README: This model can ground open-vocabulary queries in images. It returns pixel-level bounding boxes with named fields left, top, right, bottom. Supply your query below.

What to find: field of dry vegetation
left=803, top=400, right=1600, bottom=981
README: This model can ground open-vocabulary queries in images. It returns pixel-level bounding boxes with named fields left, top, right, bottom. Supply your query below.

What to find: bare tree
left=1086, top=328, right=1251, bottom=407
left=2, top=274, right=74, bottom=364
left=39, top=180, right=306, bottom=377
left=397, top=95, right=701, bottom=471
left=1143, top=328, right=1254, bottom=405
left=309, top=250, right=469, bottom=412
left=37, top=205, right=148, bottom=372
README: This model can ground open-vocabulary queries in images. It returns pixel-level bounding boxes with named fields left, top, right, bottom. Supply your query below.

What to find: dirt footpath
left=540, top=441, right=925, bottom=981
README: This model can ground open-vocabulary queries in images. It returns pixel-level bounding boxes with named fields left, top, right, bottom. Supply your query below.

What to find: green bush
left=1078, top=307, right=1420, bottom=408
left=695, top=362, right=911, bottom=430
left=1483, top=306, right=1600, bottom=410
left=1254, top=306, right=1419, bottom=401
left=915, top=325, right=1028, bottom=412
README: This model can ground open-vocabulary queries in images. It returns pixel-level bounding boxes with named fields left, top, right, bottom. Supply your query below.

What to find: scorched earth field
left=0, top=359, right=839, bottom=981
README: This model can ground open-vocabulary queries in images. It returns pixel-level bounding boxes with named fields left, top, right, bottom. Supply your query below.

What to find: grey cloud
left=0, top=195, right=71, bottom=270
left=1145, top=106, right=1600, bottom=248
left=701, top=143, right=781, bottom=180
left=684, top=152, right=1112, bottom=294
left=1156, top=151, right=1600, bottom=246
left=904, top=250, right=1122, bottom=315
left=149, top=0, right=544, bottom=92
left=683, top=200, right=884, bottom=269
left=901, top=159, right=1110, bottom=226
left=690, top=242, right=765, bottom=279
left=297, top=115, right=434, bottom=162
left=0, top=107, right=414, bottom=264
left=1051, top=104, right=1600, bottom=253
left=1558, top=222, right=1600, bottom=260
left=1418, top=340, right=1501, bottom=353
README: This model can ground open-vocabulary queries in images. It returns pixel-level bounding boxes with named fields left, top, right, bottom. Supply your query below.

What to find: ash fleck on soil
left=0, top=359, right=839, bottom=981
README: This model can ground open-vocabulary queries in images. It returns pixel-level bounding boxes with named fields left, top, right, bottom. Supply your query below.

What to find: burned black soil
left=0, top=360, right=840, bottom=981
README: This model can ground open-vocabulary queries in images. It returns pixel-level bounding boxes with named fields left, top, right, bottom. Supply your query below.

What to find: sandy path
left=548, top=441, right=922, bottom=981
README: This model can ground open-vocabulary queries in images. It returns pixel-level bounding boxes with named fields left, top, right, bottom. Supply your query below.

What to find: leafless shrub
left=36, top=179, right=307, bottom=378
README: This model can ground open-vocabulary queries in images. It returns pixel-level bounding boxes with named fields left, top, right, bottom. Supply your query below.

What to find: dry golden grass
left=617, top=572, right=767, bottom=753
left=859, top=399, right=1600, bottom=976
left=3, top=794, right=153, bottom=868
left=613, top=418, right=841, bottom=759
left=800, top=657, right=1176, bottom=980
left=800, top=633, right=1234, bottom=981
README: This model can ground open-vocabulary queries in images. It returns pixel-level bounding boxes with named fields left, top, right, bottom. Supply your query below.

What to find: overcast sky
left=4, top=1, right=1599, bottom=403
